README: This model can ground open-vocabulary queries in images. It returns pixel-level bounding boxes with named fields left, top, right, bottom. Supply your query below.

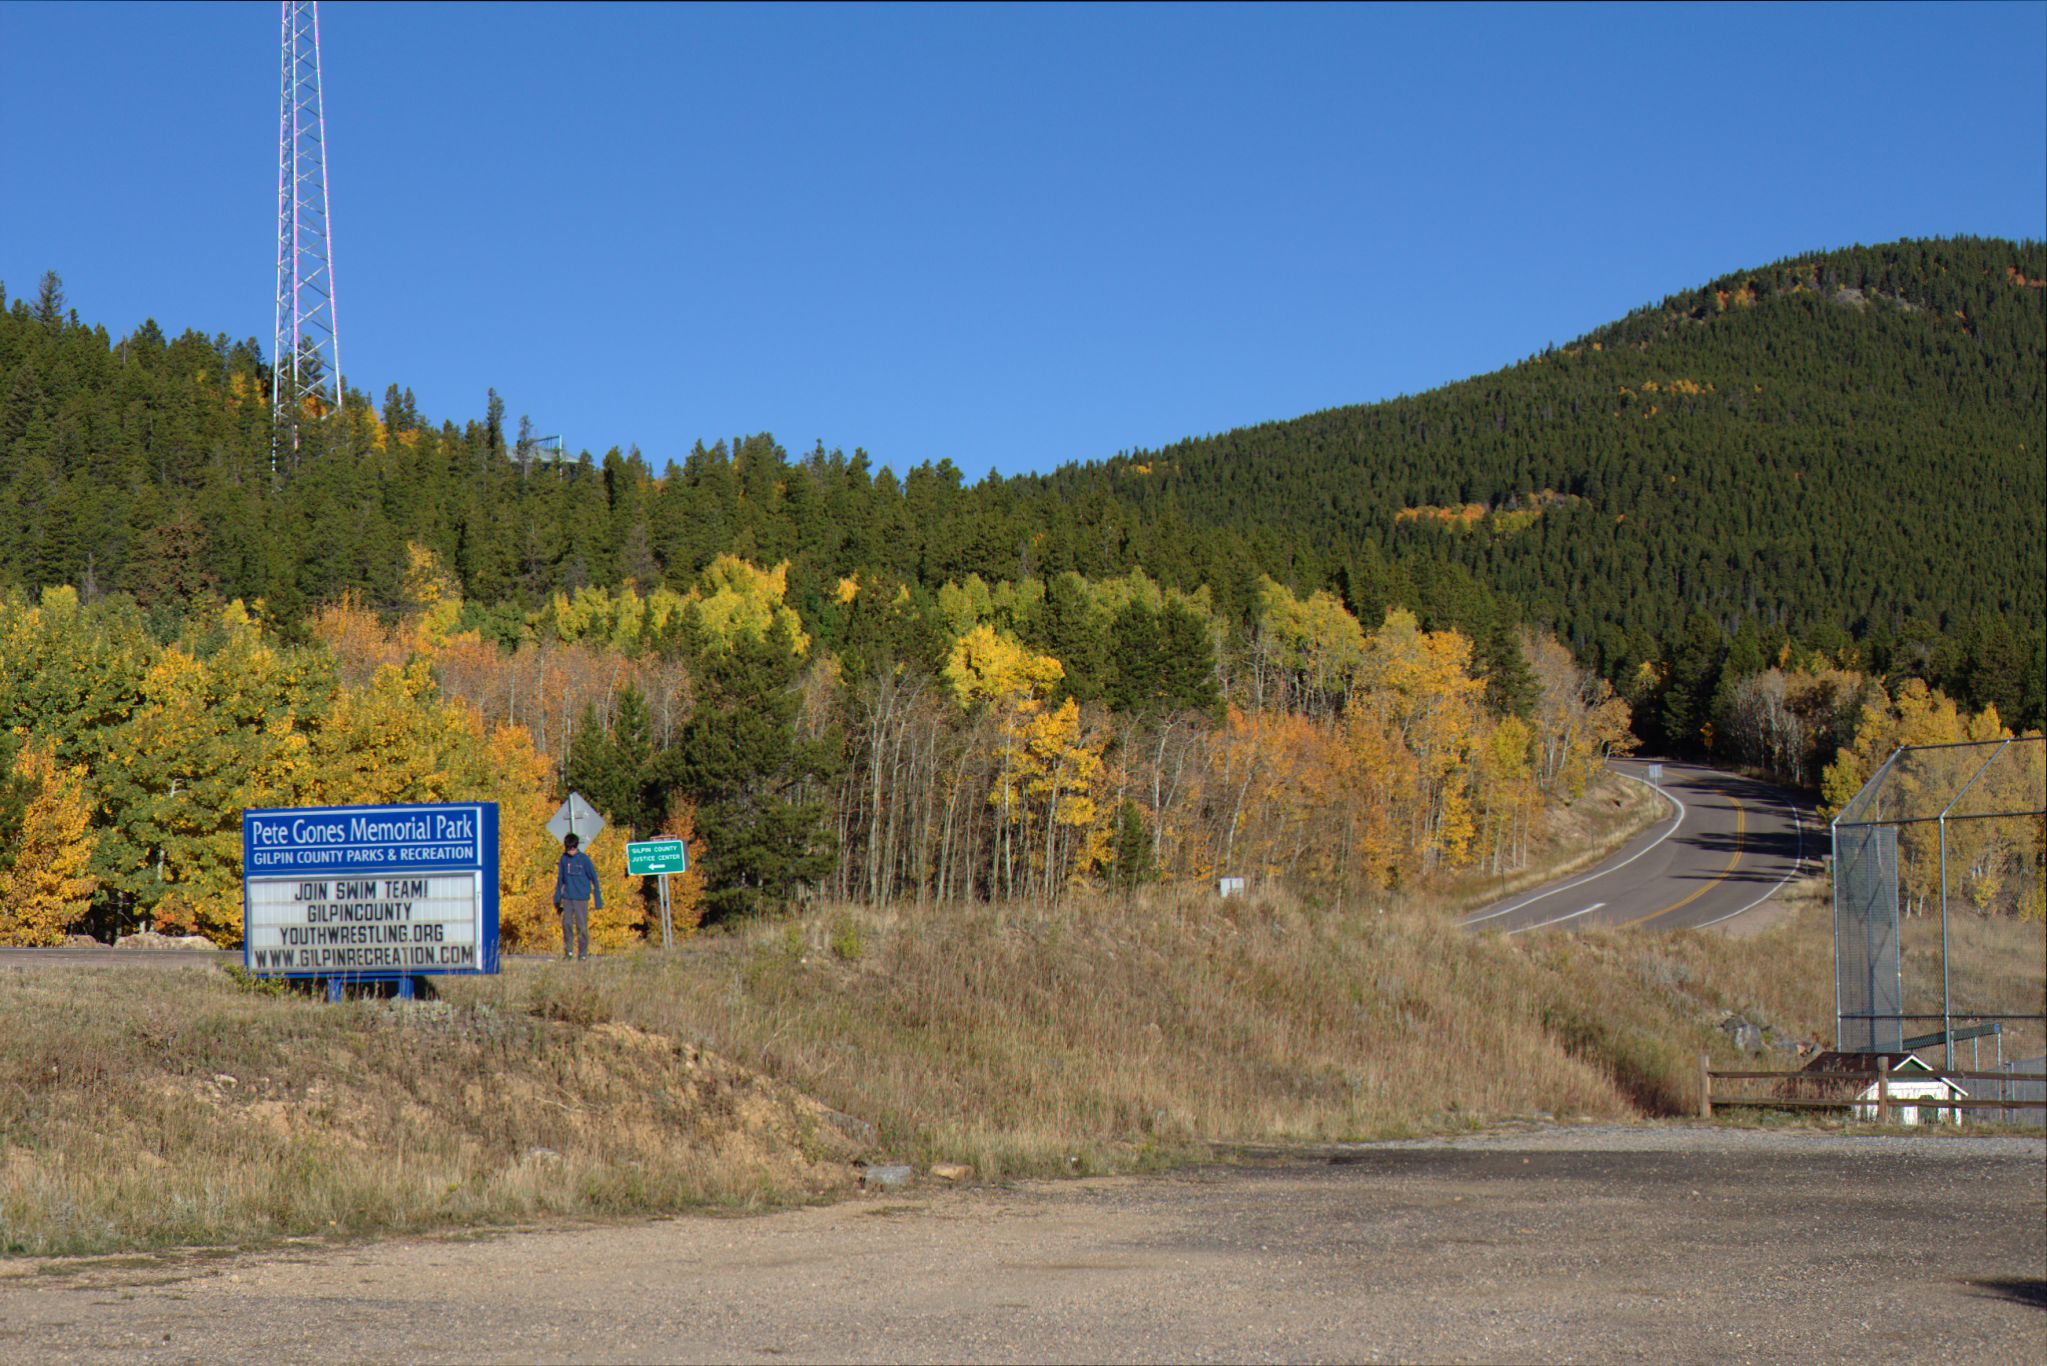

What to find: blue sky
left=2, top=2, right=2042, bottom=480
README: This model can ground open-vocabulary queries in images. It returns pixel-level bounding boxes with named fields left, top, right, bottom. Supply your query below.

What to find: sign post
left=242, top=802, right=499, bottom=998
left=626, top=838, right=688, bottom=948
left=546, top=792, right=605, bottom=850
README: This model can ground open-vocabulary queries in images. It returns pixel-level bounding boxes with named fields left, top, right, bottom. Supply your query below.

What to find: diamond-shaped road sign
left=546, top=792, right=606, bottom=847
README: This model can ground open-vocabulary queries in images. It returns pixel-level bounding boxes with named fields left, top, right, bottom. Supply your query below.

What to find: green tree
left=1481, top=617, right=1538, bottom=718
left=673, top=622, right=836, bottom=921
left=1103, top=597, right=1164, bottom=713
left=1661, top=612, right=1727, bottom=755
left=565, top=687, right=662, bottom=836
left=1111, top=799, right=1154, bottom=894
left=33, top=270, right=64, bottom=327
left=1963, top=614, right=2024, bottom=722
left=1041, top=571, right=1109, bottom=702
left=564, top=701, right=618, bottom=820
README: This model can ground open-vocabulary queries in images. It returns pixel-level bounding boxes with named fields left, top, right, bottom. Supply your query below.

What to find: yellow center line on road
left=1619, top=795, right=1744, bottom=929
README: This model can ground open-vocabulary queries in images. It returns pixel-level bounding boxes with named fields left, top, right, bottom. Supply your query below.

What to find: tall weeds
left=6, top=887, right=2036, bottom=1258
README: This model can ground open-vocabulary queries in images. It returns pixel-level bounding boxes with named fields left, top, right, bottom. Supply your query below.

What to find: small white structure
left=1216, top=876, right=1246, bottom=898
left=1851, top=1055, right=1968, bottom=1126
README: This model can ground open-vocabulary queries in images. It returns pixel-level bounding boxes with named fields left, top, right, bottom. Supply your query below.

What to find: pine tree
left=1111, top=799, right=1154, bottom=894
left=1042, top=571, right=1109, bottom=702
left=607, top=684, right=660, bottom=835
left=1481, top=617, right=1538, bottom=718
left=33, top=270, right=64, bottom=327
left=1963, top=614, right=2024, bottom=722
left=673, top=622, right=836, bottom=920
left=1661, top=612, right=1727, bottom=755
left=1103, top=597, right=1163, bottom=713
left=564, top=701, right=618, bottom=819
left=1155, top=597, right=1223, bottom=717
left=486, top=388, right=506, bottom=460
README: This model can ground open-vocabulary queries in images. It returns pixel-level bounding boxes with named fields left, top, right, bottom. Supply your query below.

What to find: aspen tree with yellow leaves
left=686, top=555, right=810, bottom=656
left=945, top=625, right=1064, bottom=898
left=941, top=625, right=1115, bottom=897
left=1355, top=610, right=1489, bottom=869
left=654, top=793, right=709, bottom=938
left=0, top=736, right=97, bottom=945
left=1820, top=677, right=2042, bottom=919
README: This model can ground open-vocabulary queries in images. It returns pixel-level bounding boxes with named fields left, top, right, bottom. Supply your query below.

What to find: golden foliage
left=943, top=625, right=1063, bottom=709
left=308, top=592, right=408, bottom=687
left=115, top=615, right=325, bottom=941
left=487, top=720, right=569, bottom=954
left=1819, top=678, right=2042, bottom=919
left=656, top=794, right=708, bottom=939
left=1114, top=614, right=1633, bottom=895
left=690, top=555, right=809, bottom=655
left=1821, top=678, right=2007, bottom=814
left=0, top=738, right=98, bottom=945
left=400, top=543, right=464, bottom=645
left=941, top=626, right=1108, bottom=892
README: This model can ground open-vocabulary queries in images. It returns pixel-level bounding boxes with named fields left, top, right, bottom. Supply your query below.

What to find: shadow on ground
left=1966, top=1278, right=2047, bottom=1312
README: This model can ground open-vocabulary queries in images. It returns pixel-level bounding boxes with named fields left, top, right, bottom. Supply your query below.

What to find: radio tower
left=273, top=0, right=343, bottom=466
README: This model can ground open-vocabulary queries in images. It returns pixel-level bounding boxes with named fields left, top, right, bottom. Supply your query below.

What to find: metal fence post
left=1938, top=815, right=1952, bottom=1070
left=1876, top=1060, right=1890, bottom=1126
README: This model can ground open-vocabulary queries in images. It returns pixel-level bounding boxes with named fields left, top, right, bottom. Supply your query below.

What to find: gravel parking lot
left=3, top=1124, right=2041, bottom=1363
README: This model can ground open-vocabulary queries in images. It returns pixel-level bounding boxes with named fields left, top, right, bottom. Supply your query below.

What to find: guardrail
left=1698, top=1055, right=2047, bottom=1124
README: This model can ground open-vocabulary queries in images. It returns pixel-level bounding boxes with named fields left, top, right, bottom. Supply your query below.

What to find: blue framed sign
left=242, top=803, right=500, bottom=978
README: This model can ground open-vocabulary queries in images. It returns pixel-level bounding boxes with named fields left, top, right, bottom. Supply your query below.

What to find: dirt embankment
left=0, top=969, right=861, bottom=1257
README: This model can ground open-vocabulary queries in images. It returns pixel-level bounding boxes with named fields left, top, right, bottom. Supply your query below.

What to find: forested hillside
left=1, top=238, right=2040, bottom=743
left=0, top=237, right=2042, bottom=941
left=1033, top=237, right=2047, bottom=740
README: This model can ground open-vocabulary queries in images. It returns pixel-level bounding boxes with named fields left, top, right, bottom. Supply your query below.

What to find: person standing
left=552, top=832, right=602, bottom=960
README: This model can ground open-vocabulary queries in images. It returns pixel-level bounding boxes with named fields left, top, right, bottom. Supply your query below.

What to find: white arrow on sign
left=546, top=792, right=606, bottom=847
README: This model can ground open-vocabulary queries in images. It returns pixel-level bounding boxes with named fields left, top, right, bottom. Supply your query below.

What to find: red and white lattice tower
left=273, top=0, right=344, bottom=464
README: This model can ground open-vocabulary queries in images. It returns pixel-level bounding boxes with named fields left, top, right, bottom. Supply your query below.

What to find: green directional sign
left=626, top=838, right=688, bottom=877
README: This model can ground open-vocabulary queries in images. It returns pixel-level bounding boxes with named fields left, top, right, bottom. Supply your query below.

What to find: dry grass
left=6, top=851, right=2037, bottom=1258
left=452, top=881, right=2039, bottom=1183
left=0, top=965, right=860, bottom=1257
left=1637, top=875, right=2046, bottom=1062
left=1901, top=909, right=2047, bottom=1065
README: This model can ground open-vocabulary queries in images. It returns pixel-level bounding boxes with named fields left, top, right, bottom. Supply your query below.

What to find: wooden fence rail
left=1697, top=1055, right=2047, bottom=1124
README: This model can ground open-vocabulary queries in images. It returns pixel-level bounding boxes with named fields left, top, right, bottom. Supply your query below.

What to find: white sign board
left=246, top=873, right=483, bottom=974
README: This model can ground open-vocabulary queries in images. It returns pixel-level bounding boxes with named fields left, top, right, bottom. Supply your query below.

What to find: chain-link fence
left=1832, top=736, right=2046, bottom=1062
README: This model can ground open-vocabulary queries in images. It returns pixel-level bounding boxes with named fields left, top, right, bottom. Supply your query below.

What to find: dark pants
left=560, top=899, right=590, bottom=959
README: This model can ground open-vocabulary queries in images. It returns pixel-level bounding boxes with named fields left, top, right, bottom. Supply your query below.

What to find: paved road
left=1465, top=758, right=1810, bottom=935
left=3, top=1127, right=2040, bottom=1364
